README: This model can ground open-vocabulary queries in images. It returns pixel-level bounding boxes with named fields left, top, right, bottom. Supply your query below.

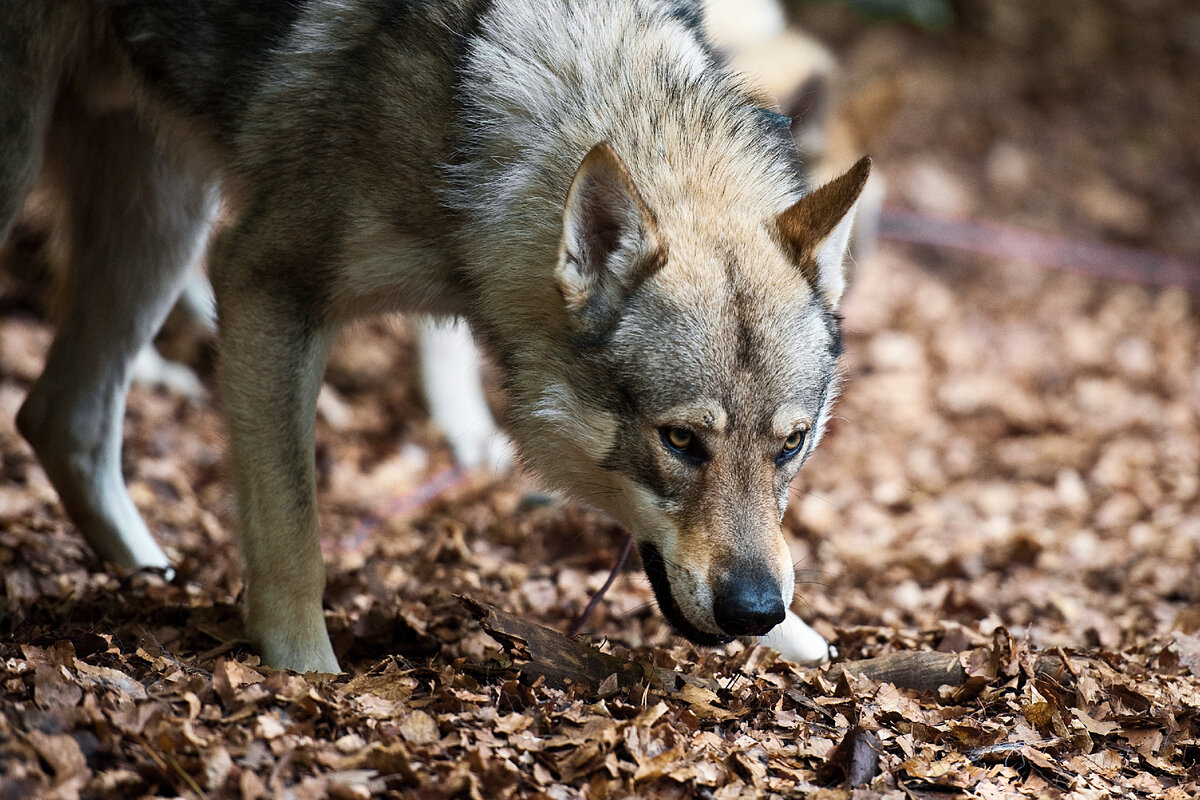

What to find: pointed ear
left=556, top=142, right=665, bottom=330
left=776, top=155, right=872, bottom=308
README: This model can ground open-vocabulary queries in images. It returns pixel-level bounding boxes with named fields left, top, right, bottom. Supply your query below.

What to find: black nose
left=713, top=572, right=786, bottom=637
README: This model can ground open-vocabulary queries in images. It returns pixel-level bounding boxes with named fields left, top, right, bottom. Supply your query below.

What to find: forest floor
left=2, top=1, right=1199, bottom=798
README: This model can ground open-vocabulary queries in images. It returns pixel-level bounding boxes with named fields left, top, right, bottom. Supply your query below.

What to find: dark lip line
left=638, top=541, right=735, bottom=647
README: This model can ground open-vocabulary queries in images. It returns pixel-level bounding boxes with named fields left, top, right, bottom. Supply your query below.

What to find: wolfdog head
left=516, top=142, right=870, bottom=643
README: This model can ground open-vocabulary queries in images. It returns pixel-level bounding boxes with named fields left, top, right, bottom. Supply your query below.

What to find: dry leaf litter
left=2, top=1, right=1199, bottom=797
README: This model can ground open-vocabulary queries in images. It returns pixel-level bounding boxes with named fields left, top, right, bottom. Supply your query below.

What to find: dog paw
left=250, top=625, right=341, bottom=675
left=756, top=608, right=833, bottom=666
left=126, top=563, right=177, bottom=584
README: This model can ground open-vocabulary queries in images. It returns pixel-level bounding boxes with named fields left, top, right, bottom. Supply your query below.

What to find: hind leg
left=417, top=318, right=512, bottom=471
left=15, top=102, right=217, bottom=571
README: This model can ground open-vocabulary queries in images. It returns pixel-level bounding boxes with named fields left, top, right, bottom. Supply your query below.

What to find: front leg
left=215, top=273, right=339, bottom=673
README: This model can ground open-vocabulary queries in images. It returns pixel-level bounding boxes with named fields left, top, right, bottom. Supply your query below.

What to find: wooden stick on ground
left=828, top=650, right=1070, bottom=693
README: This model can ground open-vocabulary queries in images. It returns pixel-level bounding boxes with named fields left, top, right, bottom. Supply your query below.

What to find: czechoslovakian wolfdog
left=1, top=0, right=870, bottom=673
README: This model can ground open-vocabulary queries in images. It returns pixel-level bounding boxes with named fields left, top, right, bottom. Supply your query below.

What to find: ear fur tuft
left=556, top=142, right=665, bottom=328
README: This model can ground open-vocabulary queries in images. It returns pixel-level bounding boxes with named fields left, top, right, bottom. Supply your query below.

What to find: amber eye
left=780, top=428, right=808, bottom=459
left=665, top=427, right=693, bottom=451
left=660, top=426, right=706, bottom=463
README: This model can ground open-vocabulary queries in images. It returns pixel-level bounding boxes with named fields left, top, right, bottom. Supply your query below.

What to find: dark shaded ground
left=2, top=1, right=1198, bottom=797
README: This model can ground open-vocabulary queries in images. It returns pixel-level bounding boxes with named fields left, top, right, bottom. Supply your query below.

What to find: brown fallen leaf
left=26, top=731, right=88, bottom=794
left=72, top=659, right=148, bottom=700
left=398, top=709, right=441, bottom=745
left=817, top=724, right=881, bottom=787
left=671, top=683, right=739, bottom=721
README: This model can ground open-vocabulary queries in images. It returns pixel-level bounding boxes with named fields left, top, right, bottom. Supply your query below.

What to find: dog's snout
left=713, top=571, right=786, bottom=637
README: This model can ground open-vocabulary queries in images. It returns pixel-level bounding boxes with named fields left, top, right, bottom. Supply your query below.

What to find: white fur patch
left=658, top=400, right=728, bottom=433
left=770, top=405, right=811, bottom=440
left=812, top=370, right=843, bottom=448
left=815, top=201, right=859, bottom=307
left=418, top=319, right=512, bottom=471
left=619, top=482, right=725, bottom=636
left=532, top=382, right=620, bottom=458
left=131, top=344, right=207, bottom=399
left=757, top=608, right=832, bottom=665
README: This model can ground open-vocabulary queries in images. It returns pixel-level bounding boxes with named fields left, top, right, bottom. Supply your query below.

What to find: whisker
left=786, top=487, right=843, bottom=511
left=620, top=601, right=658, bottom=621
left=789, top=595, right=815, bottom=615
left=791, top=560, right=829, bottom=587
left=568, top=532, right=634, bottom=637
